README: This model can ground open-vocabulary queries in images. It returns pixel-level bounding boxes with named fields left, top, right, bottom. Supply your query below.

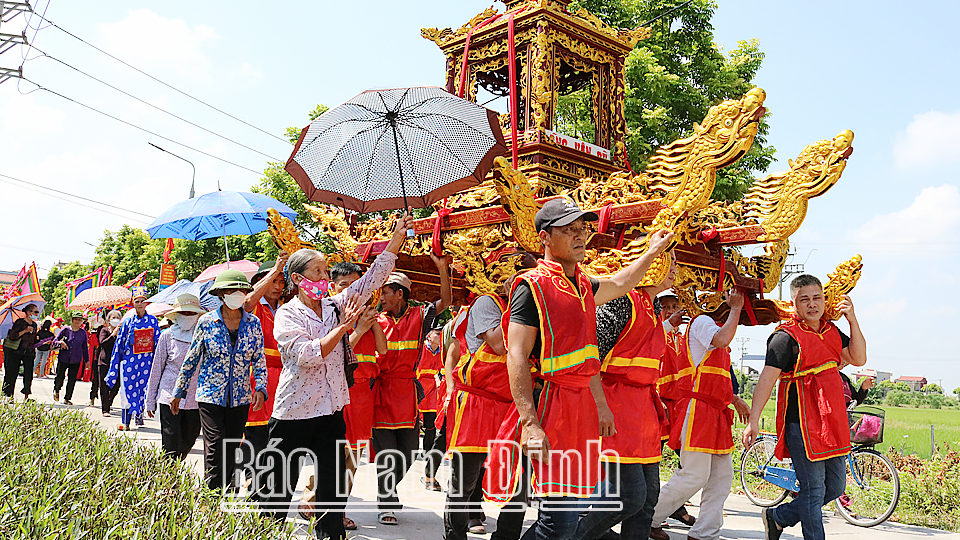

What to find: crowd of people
left=0, top=199, right=868, bottom=540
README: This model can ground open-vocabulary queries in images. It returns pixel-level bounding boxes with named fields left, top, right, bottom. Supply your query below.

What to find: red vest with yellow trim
left=246, top=302, right=281, bottom=427
left=417, top=343, right=442, bottom=413
left=487, top=260, right=601, bottom=499
left=774, top=318, right=851, bottom=461
left=344, top=330, right=379, bottom=449
left=373, top=306, right=425, bottom=429
left=447, top=295, right=514, bottom=454
left=599, top=289, right=665, bottom=463
left=658, top=329, right=694, bottom=439
left=669, top=319, right=735, bottom=453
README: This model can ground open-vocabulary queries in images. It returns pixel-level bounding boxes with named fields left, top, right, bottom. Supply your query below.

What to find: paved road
left=19, top=374, right=960, bottom=539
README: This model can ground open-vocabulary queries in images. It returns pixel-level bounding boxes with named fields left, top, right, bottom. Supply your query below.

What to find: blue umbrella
left=147, top=279, right=222, bottom=311
left=145, top=190, right=297, bottom=261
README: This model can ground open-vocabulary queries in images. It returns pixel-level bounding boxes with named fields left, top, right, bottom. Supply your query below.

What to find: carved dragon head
left=785, top=130, right=853, bottom=200
left=645, top=87, right=767, bottom=212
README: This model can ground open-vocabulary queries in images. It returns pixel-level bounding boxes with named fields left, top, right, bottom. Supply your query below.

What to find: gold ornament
left=492, top=156, right=542, bottom=253
left=823, top=254, right=863, bottom=321
left=267, top=208, right=316, bottom=254
left=744, top=131, right=854, bottom=241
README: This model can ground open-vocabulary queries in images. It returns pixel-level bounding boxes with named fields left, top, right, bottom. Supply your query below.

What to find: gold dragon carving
left=743, top=130, right=854, bottom=242
left=730, top=239, right=790, bottom=295
left=492, top=156, right=542, bottom=252
left=443, top=223, right=522, bottom=296
left=565, top=170, right=653, bottom=208
left=267, top=208, right=316, bottom=254
left=422, top=6, right=499, bottom=46
left=823, top=254, right=863, bottom=320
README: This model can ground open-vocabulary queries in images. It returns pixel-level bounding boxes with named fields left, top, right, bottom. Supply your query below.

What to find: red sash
left=774, top=319, right=851, bottom=461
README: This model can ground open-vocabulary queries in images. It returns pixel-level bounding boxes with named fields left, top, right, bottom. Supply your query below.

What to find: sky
left=1, top=1, right=958, bottom=390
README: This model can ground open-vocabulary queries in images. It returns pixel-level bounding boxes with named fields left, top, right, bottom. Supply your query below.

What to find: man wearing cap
left=489, top=197, right=673, bottom=540
left=145, top=293, right=207, bottom=460
left=243, top=252, right=289, bottom=461
left=570, top=256, right=678, bottom=540
left=372, top=252, right=453, bottom=525
left=106, top=287, right=160, bottom=430
left=649, top=289, right=750, bottom=540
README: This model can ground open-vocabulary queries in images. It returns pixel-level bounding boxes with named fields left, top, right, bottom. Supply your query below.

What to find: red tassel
left=432, top=198, right=452, bottom=256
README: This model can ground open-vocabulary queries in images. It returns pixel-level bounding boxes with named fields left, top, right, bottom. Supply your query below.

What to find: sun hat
left=167, top=293, right=206, bottom=315
left=209, top=269, right=253, bottom=293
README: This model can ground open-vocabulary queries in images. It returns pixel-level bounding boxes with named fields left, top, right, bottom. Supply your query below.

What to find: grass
left=0, top=400, right=296, bottom=539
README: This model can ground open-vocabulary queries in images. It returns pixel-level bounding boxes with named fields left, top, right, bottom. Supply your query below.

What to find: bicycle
left=739, top=406, right=900, bottom=527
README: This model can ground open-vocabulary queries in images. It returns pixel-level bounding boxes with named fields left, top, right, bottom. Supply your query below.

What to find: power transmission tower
left=0, top=1, right=32, bottom=86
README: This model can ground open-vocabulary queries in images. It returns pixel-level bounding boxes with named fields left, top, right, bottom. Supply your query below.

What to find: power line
left=0, top=173, right=153, bottom=224
left=0, top=173, right=156, bottom=218
left=33, top=13, right=291, bottom=145
left=35, top=49, right=284, bottom=162
left=21, top=78, right=269, bottom=176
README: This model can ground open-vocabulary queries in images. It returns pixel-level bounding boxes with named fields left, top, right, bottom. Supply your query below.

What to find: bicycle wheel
left=835, top=448, right=900, bottom=527
left=740, top=438, right=789, bottom=507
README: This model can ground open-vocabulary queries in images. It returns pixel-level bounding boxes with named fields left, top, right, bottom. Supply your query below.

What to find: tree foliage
left=565, top=0, right=775, bottom=201
left=922, top=383, right=943, bottom=395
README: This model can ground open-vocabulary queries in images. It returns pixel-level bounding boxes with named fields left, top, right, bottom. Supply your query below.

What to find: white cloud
left=233, top=62, right=263, bottom=85
left=96, top=10, right=219, bottom=85
left=849, top=184, right=960, bottom=245
left=0, top=92, right=65, bottom=143
left=893, top=111, right=960, bottom=169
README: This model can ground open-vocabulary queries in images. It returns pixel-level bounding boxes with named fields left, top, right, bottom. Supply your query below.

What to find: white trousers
left=651, top=449, right=733, bottom=540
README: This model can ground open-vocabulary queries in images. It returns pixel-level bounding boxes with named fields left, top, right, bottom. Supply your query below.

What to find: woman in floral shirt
left=145, top=294, right=206, bottom=460
left=258, top=212, right=412, bottom=539
left=171, top=271, right=267, bottom=491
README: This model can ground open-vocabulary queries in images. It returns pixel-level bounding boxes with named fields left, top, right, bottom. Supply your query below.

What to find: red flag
left=163, top=238, right=175, bottom=263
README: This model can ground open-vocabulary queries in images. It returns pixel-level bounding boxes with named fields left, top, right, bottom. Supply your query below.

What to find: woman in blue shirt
left=171, top=269, right=267, bottom=491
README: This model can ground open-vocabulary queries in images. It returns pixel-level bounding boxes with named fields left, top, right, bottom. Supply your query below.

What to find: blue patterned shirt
left=173, top=307, right=268, bottom=407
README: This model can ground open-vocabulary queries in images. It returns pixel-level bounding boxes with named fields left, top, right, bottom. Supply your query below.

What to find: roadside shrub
left=0, top=401, right=294, bottom=539
left=887, top=447, right=960, bottom=532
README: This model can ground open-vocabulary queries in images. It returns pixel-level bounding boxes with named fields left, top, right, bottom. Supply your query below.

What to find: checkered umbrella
left=285, top=86, right=508, bottom=213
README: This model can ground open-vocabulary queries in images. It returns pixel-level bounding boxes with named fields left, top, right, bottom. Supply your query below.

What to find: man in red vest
left=570, top=256, right=678, bottom=540
left=655, top=292, right=697, bottom=530
left=649, top=289, right=750, bottom=540
left=373, top=254, right=452, bottom=525
left=243, top=253, right=288, bottom=459
left=499, top=198, right=673, bottom=540
left=743, top=274, right=866, bottom=540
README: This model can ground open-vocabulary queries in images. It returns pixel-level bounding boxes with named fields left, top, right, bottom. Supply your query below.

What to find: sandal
left=378, top=512, right=398, bottom=525
left=669, top=508, right=697, bottom=526
left=343, top=516, right=357, bottom=530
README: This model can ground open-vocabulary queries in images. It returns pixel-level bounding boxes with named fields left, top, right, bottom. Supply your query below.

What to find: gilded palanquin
left=272, top=0, right=862, bottom=322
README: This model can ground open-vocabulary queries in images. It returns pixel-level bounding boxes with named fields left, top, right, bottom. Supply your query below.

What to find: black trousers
left=198, top=402, right=250, bottom=491
left=2, top=348, right=34, bottom=397
left=425, top=414, right=444, bottom=480
left=371, top=427, right=420, bottom=511
left=260, top=412, right=347, bottom=540
left=160, top=403, right=202, bottom=460
left=422, top=411, right=438, bottom=457
left=444, top=452, right=524, bottom=540
left=53, top=360, right=81, bottom=400
left=98, top=363, right=118, bottom=413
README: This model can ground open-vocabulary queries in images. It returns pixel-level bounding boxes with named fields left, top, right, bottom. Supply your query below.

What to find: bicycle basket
left=847, top=406, right=884, bottom=445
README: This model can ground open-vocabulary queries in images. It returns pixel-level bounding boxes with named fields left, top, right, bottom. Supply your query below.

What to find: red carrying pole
left=508, top=14, right=519, bottom=169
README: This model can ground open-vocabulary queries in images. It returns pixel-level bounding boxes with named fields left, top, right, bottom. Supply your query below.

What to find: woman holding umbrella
left=170, top=270, right=268, bottom=491
left=259, top=212, right=413, bottom=539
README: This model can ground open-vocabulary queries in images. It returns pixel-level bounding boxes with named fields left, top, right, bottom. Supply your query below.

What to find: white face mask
left=222, top=291, right=246, bottom=310
left=177, top=314, right=200, bottom=330
left=109, top=318, right=121, bottom=327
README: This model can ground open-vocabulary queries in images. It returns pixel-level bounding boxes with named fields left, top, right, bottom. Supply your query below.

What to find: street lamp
left=148, top=142, right=196, bottom=198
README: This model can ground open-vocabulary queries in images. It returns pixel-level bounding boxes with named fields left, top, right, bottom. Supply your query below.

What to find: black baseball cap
left=535, top=198, right=599, bottom=233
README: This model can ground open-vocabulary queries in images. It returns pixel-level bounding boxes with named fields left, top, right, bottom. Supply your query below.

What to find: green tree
left=953, top=387, right=960, bottom=399
left=566, top=0, right=775, bottom=200
left=892, top=381, right=912, bottom=393
left=922, top=383, right=943, bottom=394
left=885, top=390, right=909, bottom=407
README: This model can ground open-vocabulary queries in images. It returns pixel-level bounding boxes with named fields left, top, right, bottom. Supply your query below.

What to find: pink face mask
left=298, top=276, right=329, bottom=300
